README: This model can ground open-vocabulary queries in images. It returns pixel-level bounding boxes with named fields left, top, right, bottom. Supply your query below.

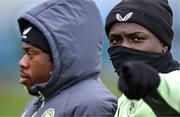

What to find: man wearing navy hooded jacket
left=18, top=0, right=117, bottom=116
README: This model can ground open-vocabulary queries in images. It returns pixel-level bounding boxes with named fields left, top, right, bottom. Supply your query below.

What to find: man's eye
left=133, top=38, right=140, bottom=41
left=110, top=39, right=121, bottom=45
left=132, top=37, right=144, bottom=42
left=23, top=52, right=26, bottom=55
left=27, top=52, right=35, bottom=58
left=28, top=53, right=33, bottom=56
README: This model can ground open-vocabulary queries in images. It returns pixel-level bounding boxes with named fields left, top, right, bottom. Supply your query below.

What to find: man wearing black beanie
left=105, top=0, right=180, bottom=116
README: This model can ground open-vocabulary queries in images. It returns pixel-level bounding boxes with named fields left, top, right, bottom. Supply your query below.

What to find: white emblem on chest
left=128, top=100, right=138, bottom=116
left=41, top=108, right=55, bottom=117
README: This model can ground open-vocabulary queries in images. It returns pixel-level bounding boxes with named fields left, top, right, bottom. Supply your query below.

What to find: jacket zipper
left=31, top=91, right=45, bottom=117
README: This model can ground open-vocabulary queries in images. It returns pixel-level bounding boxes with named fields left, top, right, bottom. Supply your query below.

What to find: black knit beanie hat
left=22, top=26, right=51, bottom=55
left=105, top=0, right=174, bottom=50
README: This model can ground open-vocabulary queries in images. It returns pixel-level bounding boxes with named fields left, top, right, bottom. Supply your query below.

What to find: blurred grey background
left=0, top=0, right=179, bottom=116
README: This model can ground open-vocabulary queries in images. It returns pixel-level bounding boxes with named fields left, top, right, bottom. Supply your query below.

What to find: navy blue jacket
left=18, top=0, right=117, bottom=116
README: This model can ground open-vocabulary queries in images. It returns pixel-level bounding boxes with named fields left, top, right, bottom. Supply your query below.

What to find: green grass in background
left=0, top=78, right=32, bottom=117
left=0, top=89, right=32, bottom=117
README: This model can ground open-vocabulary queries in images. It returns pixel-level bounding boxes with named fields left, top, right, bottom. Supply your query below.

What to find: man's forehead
left=109, top=23, right=149, bottom=35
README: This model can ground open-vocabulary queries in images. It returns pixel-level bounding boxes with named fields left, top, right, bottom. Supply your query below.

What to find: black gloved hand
left=117, top=61, right=160, bottom=100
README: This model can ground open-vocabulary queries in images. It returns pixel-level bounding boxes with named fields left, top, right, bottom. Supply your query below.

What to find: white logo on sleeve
left=22, top=27, right=32, bottom=39
left=116, top=12, right=133, bottom=21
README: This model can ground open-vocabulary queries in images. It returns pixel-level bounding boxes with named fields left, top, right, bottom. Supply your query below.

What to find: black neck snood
left=108, top=45, right=179, bottom=73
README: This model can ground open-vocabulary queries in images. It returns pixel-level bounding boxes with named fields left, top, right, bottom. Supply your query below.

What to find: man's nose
left=19, top=55, right=29, bottom=69
left=121, top=39, right=131, bottom=48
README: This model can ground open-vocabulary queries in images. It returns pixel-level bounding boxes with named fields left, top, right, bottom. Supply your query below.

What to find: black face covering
left=108, top=45, right=179, bottom=73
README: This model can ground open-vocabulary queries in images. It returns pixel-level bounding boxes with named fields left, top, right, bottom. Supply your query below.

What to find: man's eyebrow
left=110, top=31, right=146, bottom=37
left=127, top=32, right=150, bottom=39
left=22, top=46, right=33, bottom=52
left=124, top=32, right=139, bottom=38
left=109, top=32, right=144, bottom=38
left=108, top=34, right=121, bottom=40
left=126, top=32, right=145, bottom=36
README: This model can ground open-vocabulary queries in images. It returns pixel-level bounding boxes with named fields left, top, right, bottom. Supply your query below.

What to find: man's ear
left=162, top=44, right=168, bottom=53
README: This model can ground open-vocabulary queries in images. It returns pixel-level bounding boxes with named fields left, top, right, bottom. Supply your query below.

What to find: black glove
left=117, top=61, right=160, bottom=100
